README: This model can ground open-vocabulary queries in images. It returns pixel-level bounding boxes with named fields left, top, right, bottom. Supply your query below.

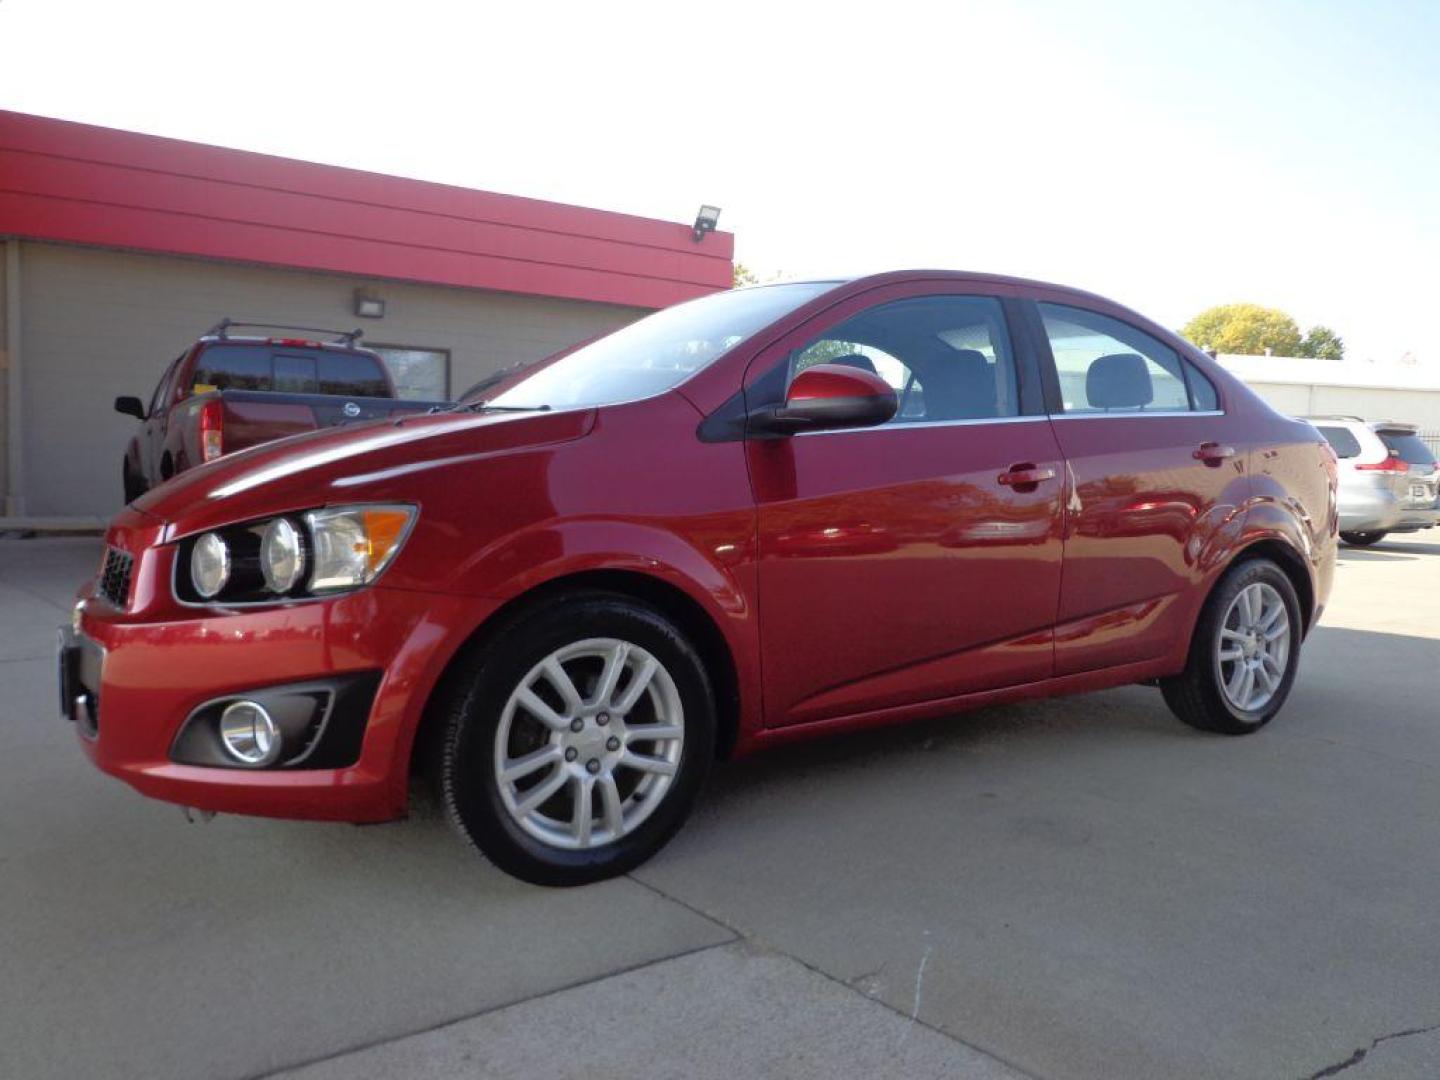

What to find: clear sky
left=2, top=0, right=1436, bottom=365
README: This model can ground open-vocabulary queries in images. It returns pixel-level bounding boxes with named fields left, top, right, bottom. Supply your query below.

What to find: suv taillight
left=199, top=399, right=224, bottom=463
left=1355, top=452, right=1408, bottom=473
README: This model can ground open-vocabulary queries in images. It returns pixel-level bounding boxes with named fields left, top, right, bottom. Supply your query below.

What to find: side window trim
left=700, top=286, right=1045, bottom=443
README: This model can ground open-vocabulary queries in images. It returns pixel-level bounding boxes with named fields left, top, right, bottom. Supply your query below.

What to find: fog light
left=218, top=701, right=281, bottom=766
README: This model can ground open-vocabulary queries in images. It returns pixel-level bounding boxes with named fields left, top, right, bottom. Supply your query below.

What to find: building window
left=370, top=345, right=451, bottom=401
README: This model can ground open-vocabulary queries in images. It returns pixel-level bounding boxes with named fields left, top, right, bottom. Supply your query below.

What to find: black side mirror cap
left=114, top=396, right=146, bottom=420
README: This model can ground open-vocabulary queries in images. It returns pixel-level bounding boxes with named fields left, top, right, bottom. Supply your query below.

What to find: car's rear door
left=1025, top=300, right=1251, bottom=676
left=746, top=285, right=1065, bottom=729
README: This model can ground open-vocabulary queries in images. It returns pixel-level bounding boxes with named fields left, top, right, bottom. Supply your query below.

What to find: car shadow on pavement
left=1336, top=548, right=1421, bottom=562
left=1345, top=540, right=1438, bottom=557
left=700, top=685, right=1188, bottom=813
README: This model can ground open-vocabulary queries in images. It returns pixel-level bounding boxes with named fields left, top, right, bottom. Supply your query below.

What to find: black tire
left=1339, top=530, right=1386, bottom=547
left=122, top=462, right=144, bottom=505
left=1161, top=558, right=1303, bottom=736
left=433, top=591, right=715, bottom=886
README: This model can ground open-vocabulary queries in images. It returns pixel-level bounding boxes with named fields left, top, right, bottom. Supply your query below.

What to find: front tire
left=434, top=592, right=715, bottom=886
left=1339, top=530, right=1386, bottom=547
left=1161, top=559, right=1302, bottom=735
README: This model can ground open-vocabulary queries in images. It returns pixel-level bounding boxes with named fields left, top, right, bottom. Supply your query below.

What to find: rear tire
left=1339, top=530, right=1386, bottom=547
left=433, top=591, right=715, bottom=886
left=1161, top=558, right=1302, bottom=736
left=122, top=462, right=144, bottom=504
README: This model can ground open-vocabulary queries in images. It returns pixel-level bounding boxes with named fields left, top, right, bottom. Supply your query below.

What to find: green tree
left=732, top=263, right=760, bottom=288
left=1297, top=325, right=1344, bottom=361
left=1181, top=303, right=1303, bottom=357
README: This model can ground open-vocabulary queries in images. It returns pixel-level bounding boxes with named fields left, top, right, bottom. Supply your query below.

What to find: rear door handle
left=1194, top=442, right=1236, bottom=466
left=998, top=463, right=1057, bottom=488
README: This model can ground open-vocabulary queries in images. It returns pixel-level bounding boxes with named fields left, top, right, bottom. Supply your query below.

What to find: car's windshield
left=484, top=282, right=837, bottom=411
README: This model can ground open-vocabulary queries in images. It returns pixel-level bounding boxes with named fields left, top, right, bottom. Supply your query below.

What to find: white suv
left=1307, top=417, right=1440, bottom=546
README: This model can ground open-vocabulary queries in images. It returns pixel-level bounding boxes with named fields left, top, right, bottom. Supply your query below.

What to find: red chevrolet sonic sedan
left=62, top=271, right=1337, bottom=885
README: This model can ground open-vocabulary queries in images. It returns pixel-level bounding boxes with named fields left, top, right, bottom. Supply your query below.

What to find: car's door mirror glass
left=114, top=395, right=146, bottom=420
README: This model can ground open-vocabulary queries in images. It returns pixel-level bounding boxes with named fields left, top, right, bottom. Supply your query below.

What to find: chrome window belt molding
left=795, top=410, right=1225, bottom=437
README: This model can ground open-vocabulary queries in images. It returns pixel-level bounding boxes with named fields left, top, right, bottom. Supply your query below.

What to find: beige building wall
left=17, top=242, right=646, bottom=518
left=1, top=240, right=9, bottom=513
left=1242, top=381, right=1440, bottom=431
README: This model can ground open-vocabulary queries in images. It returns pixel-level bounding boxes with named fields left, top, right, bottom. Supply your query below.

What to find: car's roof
left=768, top=268, right=1131, bottom=305
left=1303, top=415, right=1421, bottom=434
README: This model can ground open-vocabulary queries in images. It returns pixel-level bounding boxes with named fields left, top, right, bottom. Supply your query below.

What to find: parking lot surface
left=2, top=532, right=1437, bottom=1080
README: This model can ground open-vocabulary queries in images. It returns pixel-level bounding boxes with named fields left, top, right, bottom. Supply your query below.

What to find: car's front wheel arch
left=410, top=569, right=741, bottom=791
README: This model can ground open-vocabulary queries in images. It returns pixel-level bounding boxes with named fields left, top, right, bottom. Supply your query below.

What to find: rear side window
left=1039, top=304, right=1213, bottom=414
left=1377, top=431, right=1437, bottom=466
left=1186, top=361, right=1220, bottom=410
left=1316, top=426, right=1363, bottom=459
left=191, top=345, right=389, bottom=397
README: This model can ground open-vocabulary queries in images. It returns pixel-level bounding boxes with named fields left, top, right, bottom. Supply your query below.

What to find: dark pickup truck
left=115, top=321, right=450, bottom=502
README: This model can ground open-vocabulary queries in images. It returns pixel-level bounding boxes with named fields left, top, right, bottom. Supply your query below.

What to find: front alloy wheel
left=494, top=639, right=685, bottom=851
left=434, top=592, right=715, bottom=886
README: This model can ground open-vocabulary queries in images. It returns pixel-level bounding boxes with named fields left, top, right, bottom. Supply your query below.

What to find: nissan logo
left=342, top=402, right=361, bottom=418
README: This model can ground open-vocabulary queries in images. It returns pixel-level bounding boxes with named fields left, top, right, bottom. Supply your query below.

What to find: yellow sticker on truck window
left=193, top=384, right=218, bottom=394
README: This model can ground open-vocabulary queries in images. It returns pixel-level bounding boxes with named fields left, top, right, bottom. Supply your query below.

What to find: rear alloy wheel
left=1339, top=530, right=1386, bottom=547
left=435, top=592, right=715, bottom=886
left=1161, top=559, right=1302, bottom=735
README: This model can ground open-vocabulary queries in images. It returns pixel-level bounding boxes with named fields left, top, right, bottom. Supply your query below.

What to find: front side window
left=787, top=295, right=1020, bottom=425
left=1040, top=304, right=1216, bottom=414
left=487, top=282, right=837, bottom=411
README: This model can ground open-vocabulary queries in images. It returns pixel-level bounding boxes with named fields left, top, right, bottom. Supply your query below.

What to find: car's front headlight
left=176, top=504, right=416, bottom=605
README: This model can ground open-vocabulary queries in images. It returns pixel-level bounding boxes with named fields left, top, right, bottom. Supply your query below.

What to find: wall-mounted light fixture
left=692, top=204, right=721, bottom=242
left=354, top=288, right=386, bottom=319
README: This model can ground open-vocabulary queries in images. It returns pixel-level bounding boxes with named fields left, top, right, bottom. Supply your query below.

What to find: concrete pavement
left=2, top=532, right=1437, bottom=1079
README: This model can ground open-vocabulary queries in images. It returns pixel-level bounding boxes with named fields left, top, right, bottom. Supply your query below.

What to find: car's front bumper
left=64, top=512, right=495, bottom=822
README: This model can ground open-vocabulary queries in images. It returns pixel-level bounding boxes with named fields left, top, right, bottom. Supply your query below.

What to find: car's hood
left=135, top=408, right=594, bottom=535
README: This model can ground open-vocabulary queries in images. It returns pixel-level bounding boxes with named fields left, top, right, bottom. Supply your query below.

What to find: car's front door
left=1028, top=300, right=1250, bottom=676
left=747, top=288, right=1065, bottom=729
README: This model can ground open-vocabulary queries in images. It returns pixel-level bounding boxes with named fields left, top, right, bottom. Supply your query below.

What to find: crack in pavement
left=1303, top=1021, right=1440, bottom=1079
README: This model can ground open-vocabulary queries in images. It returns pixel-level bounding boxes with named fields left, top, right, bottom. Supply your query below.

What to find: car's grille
left=98, top=546, right=135, bottom=609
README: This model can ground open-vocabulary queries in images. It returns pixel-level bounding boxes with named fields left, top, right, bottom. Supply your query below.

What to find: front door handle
left=1194, top=442, right=1237, bottom=466
left=998, top=463, right=1057, bottom=489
